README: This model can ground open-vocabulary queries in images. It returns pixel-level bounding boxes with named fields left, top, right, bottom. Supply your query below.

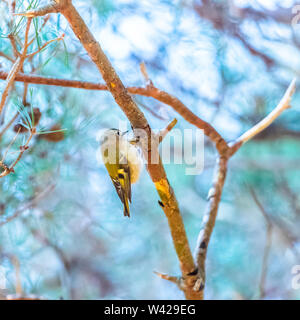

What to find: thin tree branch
left=134, top=97, right=168, bottom=121
left=0, top=71, right=229, bottom=153
left=6, top=2, right=20, bottom=60
left=1, top=126, right=21, bottom=162
left=26, top=34, right=65, bottom=58
left=0, top=18, right=32, bottom=115
left=0, top=127, right=36, bottom=178
left=233, top=78, right=296, bottom=147
left=0, top=71, right=108, bottom=88
left=140, top=62, right=153, bottom=87
left=158, top=118, right=177, bottom=143
left=14, top=1, right=60, bottom=17
left=0, top=112, right=18, bottom=140
left=0, top=184, right=55, bottom=226
left=153, top=271, right=179, bottom=285
left=11, top=255, right=22, bottom=296
left=8, top=127, right=36, bottom=171
left=194, top=155, right=228, bottom=291
left=250, top=188, right=273, bottom=299
left=0, top=51, right=14, bottom=62
left=8, top=34, right=20, bottom=58
left=130, top=86, right=229, bottom=154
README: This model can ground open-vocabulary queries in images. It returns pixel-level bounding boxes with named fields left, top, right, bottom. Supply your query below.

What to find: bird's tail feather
left=118, top=168, right=131, bottom=218
left=123, top=197, right=130, bottom=217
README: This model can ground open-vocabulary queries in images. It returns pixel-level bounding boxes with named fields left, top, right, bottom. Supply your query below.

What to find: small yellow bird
left=100, top=129, right=142, bottom=217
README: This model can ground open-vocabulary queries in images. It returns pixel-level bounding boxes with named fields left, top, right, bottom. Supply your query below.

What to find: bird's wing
left=119, top=154, right=132, bottom=203
left=111, top=176, right=124, bottom=203
left=118, top=166, right=131, bottom=203
left=111, top=175, right=130, bottom=217
left=109, top=158, right=131, bottom=217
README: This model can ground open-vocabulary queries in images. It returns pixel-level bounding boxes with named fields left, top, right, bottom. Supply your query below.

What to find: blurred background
left=0, top=0, right=300, bottom=299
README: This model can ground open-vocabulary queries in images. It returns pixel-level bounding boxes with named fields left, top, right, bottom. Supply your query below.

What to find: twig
left=14, top=1, right=60, bottom=17
left=0, top=252, right=22, bottom=296
left=22, top=82, right=28, bottom=105
left=154, top=271, right=179, bottom=285
left=0, top=183, right=55, bottom=226
left=0, top=112, right=18, bottom=140
left=26, top=34, right=65, bottom=58
left=8, top=127, right=36, bottom=171
left=140, top=62, right=153, bottom=87
left=11, top=256, right=22, bottom=296
left=0, top=18, right=32, bottom=115
left=0, top=127, right=36, bottom=178
left=1, top=126, right=21, bottom=162
left=6, top=2, right=20, bottom=59
left=277, top=176, right=300, bottom=215
left=158, top=118, right=177, bottom=143
left=8, top=34, right=20, bottom=58
left=0, top=51, right=14, bottom=62
left=233, top=78, right=296, bottom=146
left=133, top=97, right=168, bottom=121
left=0, top=71, right=109, bottom=88
left=0, top=71, right=229, bottom=153
left=250, top=188, right=273, bottom=299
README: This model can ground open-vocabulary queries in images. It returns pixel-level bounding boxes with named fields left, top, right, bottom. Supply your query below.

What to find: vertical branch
left=11, top=256, right=22, bottom=296
left=259, top=218, right=272, bottom=299
left=0, top=113, right=18, bottom=140
left=250, top=188, right=273, bottom=299
left=194, top=156, right=228, bottom=290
